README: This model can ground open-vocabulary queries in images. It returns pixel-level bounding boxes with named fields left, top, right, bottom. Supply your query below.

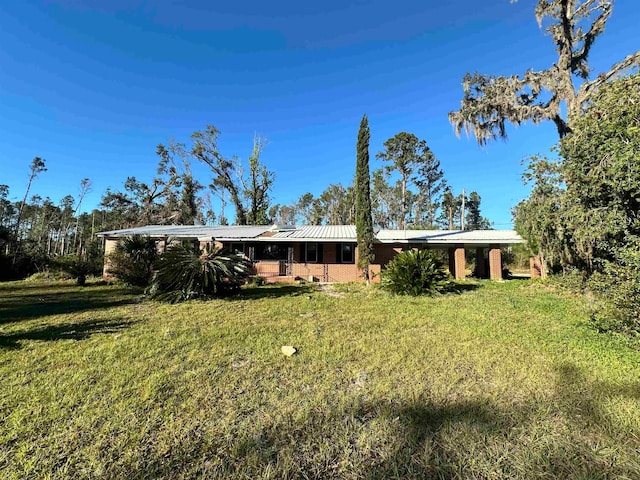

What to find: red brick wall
left=489, top=245, right=502, bottom=280
left=254, top=261, right=282, bottom=278
left=454, top=247, right=466, bottom=280
left=374, top=244, right=401, bottom=266
left=530, top=256, right=545, bottom=278
left=291, top=262, right=326, bottom=281
left=102, top=236, right=168, bottom=279
left=242, top=241, right=384, bottom=283
left=326, top=264, right=358, bottom=282
left=254, top=260, right=381, bottom=283
left=369, top=264, right=382, bottom=283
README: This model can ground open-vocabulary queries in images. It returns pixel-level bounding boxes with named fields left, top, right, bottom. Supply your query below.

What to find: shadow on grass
left=366, top=365, right=638, bottom=479
left=441, top=281, right=482, bottom=294
left=0, top=285, right=141, bottom=325
left=506, top=274, right=532, bottom=281
left=34, top=358, right=637, bottom=479
left=0, top=318, right=134, bottom=349
left=129, top=363, right=636, bottom=479
left=0, top=278, right=113, bottom=291
left=238, top=284, right=315, bottom=300
left=267, top=363, right=637, bottom=479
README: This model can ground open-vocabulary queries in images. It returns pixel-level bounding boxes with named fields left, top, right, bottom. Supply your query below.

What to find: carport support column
left=103, top=237, right=118, bottom=278
left=530, top=256, right=545, bottom=279
left=448, top=245, right=466, bottom=280
left=489, top=244, right=502, bottom=280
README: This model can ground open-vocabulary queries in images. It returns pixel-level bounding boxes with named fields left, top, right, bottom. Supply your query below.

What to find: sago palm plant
left=108, top=235, right=159, bottom=286
left=381, top=248, right=451, bottom=296
left=150, top=244, right=252, bottom=302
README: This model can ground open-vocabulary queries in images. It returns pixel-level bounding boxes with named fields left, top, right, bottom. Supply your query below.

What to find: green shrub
left=381, top=249, right=451, bottom=296
left=587, top=238, right=640, bottom=335
left=25, top=271, right=64, bottom=282
left=149, top=244, right=252, bottom=303
left=108, top=235, right=159, bottom=287
left=52, top=255, right=92, bottom=285
left=544, top=268, right=588, bottom=293
left=51, top=252, right=103, bottom=286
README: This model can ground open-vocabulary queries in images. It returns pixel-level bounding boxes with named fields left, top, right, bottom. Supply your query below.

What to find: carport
left=374, top=230, right=525, bottom=280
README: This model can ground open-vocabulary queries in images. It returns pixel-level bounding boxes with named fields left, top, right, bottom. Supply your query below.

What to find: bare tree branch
left=579, top=51, right=640, bottom=101
left=450, top=0, right=636, bottom=145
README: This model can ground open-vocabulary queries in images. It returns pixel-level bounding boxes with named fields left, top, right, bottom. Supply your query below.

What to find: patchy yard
left=1, top=279, right=639, bottom=479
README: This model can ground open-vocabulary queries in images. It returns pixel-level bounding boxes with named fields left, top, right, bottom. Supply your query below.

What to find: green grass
left=1, top=279, right=639, bottom=479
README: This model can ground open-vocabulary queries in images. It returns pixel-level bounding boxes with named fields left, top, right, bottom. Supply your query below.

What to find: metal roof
left=97, top=225, right=273, bottom=241
left=98, top=224, right=523, bottom=245
left=271, top=225, right=357, bottom=241
left=376, top=229, right=524, bottom=245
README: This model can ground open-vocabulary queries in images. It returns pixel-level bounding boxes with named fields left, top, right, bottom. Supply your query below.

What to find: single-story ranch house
left=98, top=224, right=527, bottom=282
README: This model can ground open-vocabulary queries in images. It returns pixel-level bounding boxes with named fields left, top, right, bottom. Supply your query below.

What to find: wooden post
left=286, top=246, right=294, bottom=276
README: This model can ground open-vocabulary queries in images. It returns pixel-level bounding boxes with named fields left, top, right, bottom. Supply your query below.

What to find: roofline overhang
left=100, top=233, right=524, bottom=246
left=215, top=237, right=357, bottom=243
left=375, top=239, right=525, bottom=245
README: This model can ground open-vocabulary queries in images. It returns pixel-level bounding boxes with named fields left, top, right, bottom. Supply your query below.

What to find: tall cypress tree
left=355, top=115, right=375, bottom=283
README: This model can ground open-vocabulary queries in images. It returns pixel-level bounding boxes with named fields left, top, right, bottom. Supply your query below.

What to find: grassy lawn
left=1, top=279, right=639, bottom=479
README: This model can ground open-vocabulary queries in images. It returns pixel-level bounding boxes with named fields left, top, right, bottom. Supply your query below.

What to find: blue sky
left=1, top=0, right=638, bottom=227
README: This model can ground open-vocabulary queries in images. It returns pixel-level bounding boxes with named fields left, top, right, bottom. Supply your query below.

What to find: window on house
left=340, top=243, right=355, bottom=263
left=230, top=243, right=244, bottom=254
left=255, top=243, right=289, bottom=260
left=305, top=243, right=318, bottom=262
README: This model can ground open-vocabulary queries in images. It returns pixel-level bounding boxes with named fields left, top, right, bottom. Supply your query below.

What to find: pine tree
left=355, top=115, right=375, bottom=283
left=465, top=191, right=491, bottom=230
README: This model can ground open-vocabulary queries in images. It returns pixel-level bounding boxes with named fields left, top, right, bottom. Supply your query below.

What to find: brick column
left=454, top=246, right=466, bottom=280
left=449, top=245, right=467, bottom=280
left=530, top=256, right=546, bottom=278
left=448, top=245, right=466, bottom=280
left=530, top=257, right=540, bottom=278
left=103, top=238, right=118, bottom=278
left=489, top=245, right=502, bottom=280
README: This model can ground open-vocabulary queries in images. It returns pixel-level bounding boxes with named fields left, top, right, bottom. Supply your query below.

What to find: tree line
left=1, top=122, right=493, bottom=279
left=269, top=131, right=489, bottom=231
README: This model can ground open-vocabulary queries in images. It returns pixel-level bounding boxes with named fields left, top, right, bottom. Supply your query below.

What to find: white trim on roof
left=376, top=229, right=524, bottom=245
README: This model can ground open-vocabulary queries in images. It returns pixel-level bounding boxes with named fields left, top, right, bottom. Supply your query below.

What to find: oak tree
left=449, top=0, right=640, bottom=145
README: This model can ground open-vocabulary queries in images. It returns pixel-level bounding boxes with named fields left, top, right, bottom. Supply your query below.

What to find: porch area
left=253, top=260, right=382, bottom=283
